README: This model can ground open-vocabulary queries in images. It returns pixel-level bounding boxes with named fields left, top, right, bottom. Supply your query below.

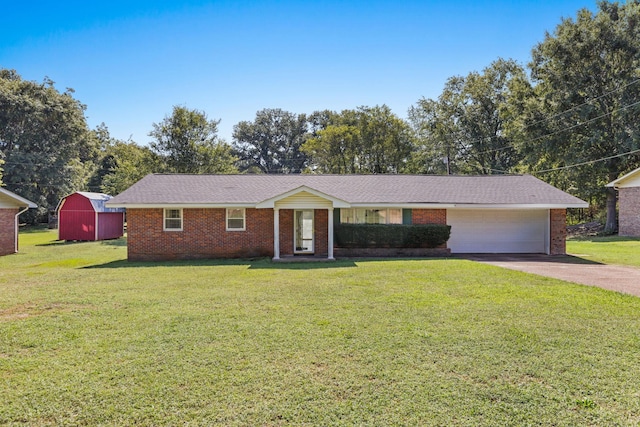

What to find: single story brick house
left=0, top=187, right=37, bottom=256
left=607, top=167, right=640, bottom=236
left=106, top=174, right=588, bottom=261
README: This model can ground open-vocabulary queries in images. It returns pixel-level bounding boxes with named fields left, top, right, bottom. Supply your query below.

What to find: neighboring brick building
left=107, top=174, right=588, bottom=261
left=0, top=188, right=37, bottom=256
left=607, top=168, right=640, bottom=236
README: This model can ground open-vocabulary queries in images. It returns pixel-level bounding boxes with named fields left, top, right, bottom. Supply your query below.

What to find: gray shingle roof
left=107, top=174, right=588, bottom=208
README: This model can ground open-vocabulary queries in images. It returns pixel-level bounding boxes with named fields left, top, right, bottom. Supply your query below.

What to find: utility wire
left=533, top=148, right=640, bottom=174
left=470, top=97, right=640, bottom=156
left=415, top=77, right=640, bottom=155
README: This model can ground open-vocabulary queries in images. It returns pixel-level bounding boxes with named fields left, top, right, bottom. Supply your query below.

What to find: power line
left=533, top=148, right=640, bottom=174
left=414, top=77, right=640, bottom=155
left=470, top=97, right=640, bottom=157
left=523, top=78, right=640, bottom=129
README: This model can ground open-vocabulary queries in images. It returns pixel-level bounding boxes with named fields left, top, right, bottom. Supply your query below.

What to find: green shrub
left=334, top=224, right=451, bottom=248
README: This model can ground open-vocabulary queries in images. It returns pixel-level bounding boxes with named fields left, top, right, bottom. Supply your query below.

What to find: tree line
left=1, top=1, right=639, bottom=231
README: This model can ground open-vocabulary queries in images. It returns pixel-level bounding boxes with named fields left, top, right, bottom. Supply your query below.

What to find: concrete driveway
left=459, top=254, right=640, bottom=297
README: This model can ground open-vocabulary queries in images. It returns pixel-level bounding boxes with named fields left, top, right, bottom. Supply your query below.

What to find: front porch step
left=272, top=255, right=335, bottom=262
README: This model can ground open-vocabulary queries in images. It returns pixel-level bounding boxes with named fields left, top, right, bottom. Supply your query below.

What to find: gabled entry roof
left=255, top=185, right=350, bottom=208
left=106, top=173, right=588, bottom=208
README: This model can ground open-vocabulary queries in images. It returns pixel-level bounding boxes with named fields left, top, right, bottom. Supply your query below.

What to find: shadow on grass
left=19, top=224, right=51, bottom=233
left=83, top=257, right=358, bottom=270
left=36, top=237, right=127, bottom=247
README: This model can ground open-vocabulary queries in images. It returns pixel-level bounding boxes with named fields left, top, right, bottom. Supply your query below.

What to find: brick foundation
left=618, top=187, right=640, bottom=237
left=334, top=247, right=450, bottom=257
left=550, top=209, right=567, bottom=255
left=0, top=208, right=18, bottom=256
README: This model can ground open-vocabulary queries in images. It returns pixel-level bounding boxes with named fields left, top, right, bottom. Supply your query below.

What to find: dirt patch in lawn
left=0, top=302, right=92, bottom=322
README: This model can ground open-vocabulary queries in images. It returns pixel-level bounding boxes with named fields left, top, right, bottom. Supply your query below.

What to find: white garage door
left=447, top=209, right=548, bottom=254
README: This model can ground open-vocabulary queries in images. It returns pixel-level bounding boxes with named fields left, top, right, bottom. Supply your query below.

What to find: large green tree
left=149, top=106, right=237, bottom=174
left=232, top=108, right=309, bottom=174
left=508, top=1, right=640, bottom=233
left=0, top=69, right=97, bottom=222
left=303, top=105, right=415, bottom=174
left=408, top=59, right=527, bottom=175
left=88, top=124, right=162, bottom=195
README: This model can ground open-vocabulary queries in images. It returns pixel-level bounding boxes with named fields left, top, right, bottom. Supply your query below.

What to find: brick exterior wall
left=412, top=209, right=448, bottom=249
left=550, top=209, right=567, bottom=255
left=314, top=209, right=328, bottom=256
left=412, top=209, right=447, bottom=225
left=0, top=208, right=18, bottom=256
left=127, top=208, right=274, bottom=261
left=618, top=187, right=640, bottom=237
left=126, top=206, right=567, bottom=260
left=279, top=209, right=294, bottom=256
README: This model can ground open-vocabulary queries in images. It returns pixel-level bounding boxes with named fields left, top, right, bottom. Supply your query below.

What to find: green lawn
left=568, top=235, right=640, bottom=267
left=1, top=228, right=640, bottom=426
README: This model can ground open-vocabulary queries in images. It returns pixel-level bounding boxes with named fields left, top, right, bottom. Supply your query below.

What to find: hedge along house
left=607, top=166, right=640, bottom=236
left=106, top=174, right=587, bottom=261
left=57, top=192, right=125, bottom=241
left=0, top=187, right=37, bottom=256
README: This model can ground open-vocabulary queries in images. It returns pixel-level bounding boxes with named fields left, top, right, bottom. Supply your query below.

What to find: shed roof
left=59, top=192, right=125, bottom=213
left=107, top=174, right=588, bottom=209
left=0, top=187, right=37, bottom=208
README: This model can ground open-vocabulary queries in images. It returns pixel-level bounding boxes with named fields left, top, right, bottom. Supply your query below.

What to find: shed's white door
left=447, top=209, right=548, bottom=254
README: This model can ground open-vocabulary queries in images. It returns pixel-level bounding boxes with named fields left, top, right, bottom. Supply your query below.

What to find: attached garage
left=447, top=209, right=549, bottom=254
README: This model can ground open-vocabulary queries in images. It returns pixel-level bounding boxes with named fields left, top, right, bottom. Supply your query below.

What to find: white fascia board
left=104, top=203, right=257, bottom=209
left=448, top=203, right=589, bottom=209
left=0, top=188, right=37, bottom=208
left=348, top=203, right=588, bottom=209
left=255, top=185, right=351, bottom=208
left=606, top=167, right=640, bottom=188
left=349, top=203, right=456, bottom=209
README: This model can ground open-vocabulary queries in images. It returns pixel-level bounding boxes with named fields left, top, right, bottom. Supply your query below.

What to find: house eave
left=606, top=168, right=640, bottom=188
left=0, top=188, right=37, bottom=209
left=349, top=203, right=588, bottom=209
left=104, top=203, right=257, bottom=209
left=449, top=203, right=589, bottom=209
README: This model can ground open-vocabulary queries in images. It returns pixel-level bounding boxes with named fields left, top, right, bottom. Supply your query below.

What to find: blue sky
left=1, top=0, right=595, bottom=144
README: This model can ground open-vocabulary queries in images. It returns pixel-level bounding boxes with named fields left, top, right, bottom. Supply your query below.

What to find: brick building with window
left=106, top=174, right=587, bottom=261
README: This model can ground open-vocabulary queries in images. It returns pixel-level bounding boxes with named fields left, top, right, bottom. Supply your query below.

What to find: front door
left=294, top=210, right=314, bottom=254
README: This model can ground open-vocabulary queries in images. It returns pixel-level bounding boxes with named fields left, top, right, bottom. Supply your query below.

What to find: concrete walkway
left=459, top=254, right=640, bottom=297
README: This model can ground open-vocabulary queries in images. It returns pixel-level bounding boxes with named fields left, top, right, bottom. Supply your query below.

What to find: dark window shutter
left=402, top=209, right=412, bottom=225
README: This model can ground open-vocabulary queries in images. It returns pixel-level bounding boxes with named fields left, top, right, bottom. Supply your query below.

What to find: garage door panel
left=447, top=209, right=548, bottom=253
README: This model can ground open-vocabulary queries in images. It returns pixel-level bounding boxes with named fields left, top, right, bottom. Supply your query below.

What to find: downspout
left=14, top=206, right=29, bottom=253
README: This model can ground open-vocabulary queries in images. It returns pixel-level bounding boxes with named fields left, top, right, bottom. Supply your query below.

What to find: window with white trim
left=164, top=208, right=183, bottom=231
left=226, top=208, right=246, bottom=231
left=340, top=208, right=403, bottom=224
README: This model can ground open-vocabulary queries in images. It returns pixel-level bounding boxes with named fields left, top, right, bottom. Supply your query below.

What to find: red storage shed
left=57, top=192, right=125, bottom=241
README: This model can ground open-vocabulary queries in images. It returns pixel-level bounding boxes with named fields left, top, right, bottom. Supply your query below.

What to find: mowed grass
left=568, top=235, right=640, bottom=267
left=1, top=229, right=640, bottom=426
